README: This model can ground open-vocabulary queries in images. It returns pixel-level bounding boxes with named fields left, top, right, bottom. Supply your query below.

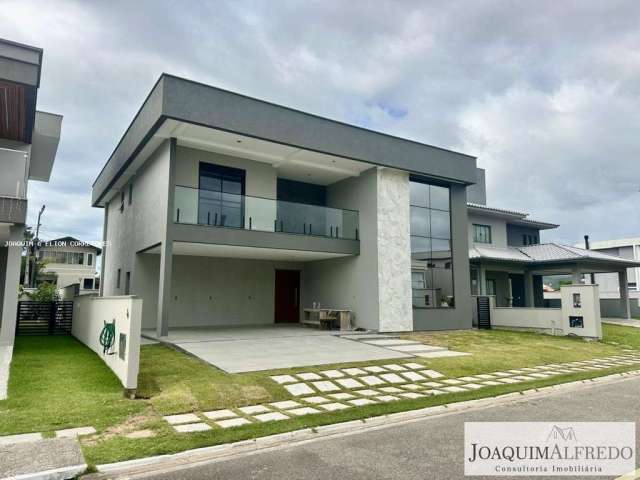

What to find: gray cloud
left=2, top=0, right=638, bottom=246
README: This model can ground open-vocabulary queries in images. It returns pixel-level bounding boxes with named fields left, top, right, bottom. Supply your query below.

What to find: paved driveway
left=143, top=326, right=410, bottom=373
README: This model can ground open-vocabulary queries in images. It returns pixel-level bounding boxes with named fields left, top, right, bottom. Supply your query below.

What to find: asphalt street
left=125, top=377, right=640, bottom=480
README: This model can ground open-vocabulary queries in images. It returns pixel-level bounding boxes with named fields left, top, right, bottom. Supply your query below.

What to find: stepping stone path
left=270, top=374, right=297, bottom=384
left=255, top=412, right=289, bottom=422
left=149, top=355, right=640, bottom=436
left=312, top=381, right=341, bottom=392
left=203, top=409, right=236, bottom=420
left=284, top=383, right=315, bottom=396
left=163, top=413, right=201, bottom=425
left=174, top=423, right=211, bottom=433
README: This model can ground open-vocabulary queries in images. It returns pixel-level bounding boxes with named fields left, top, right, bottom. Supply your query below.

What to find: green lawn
left=2, top=325, right=640, bottom=467
left=0, top=336, right=145, bottom=435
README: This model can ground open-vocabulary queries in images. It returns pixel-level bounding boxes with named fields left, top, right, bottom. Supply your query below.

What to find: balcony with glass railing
left=0, top=147, right=28, bottom=224
left=174, top=185, right=359, bottom=241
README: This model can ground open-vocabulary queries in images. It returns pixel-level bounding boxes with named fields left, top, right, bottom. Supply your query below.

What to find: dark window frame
left=198, top=162, right=246, bottom=227
left=409, top=178, right=455, bottom=309
left=473, top=224, right=492, bottom=244
left=116, top=268, right=121, bottom=289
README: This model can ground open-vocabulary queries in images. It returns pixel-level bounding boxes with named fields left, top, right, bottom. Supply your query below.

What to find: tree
left=27, top=282, right=59, bottom=302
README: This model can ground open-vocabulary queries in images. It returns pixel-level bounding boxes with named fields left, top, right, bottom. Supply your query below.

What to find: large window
left=473, top=224, right=492, bottom=244
left=39, top=250, right=85, bottom=265
left=198, top=163, right=245, bottom=227
left=410, top=179, right=454, bottom=308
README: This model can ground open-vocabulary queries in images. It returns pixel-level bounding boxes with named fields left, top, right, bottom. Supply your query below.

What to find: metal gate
left=477, top=296, right=491, bottom=329
left=16, top=301, right=73, bottom=336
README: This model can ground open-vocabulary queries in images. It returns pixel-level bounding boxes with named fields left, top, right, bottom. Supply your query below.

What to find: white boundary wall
left=72, top=295, right=142, bottom=390
left=488, top=284, right=603, bottom=339
left=491, top=306, right=563, bottom=335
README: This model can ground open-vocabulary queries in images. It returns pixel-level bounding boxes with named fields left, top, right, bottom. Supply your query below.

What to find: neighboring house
left=465, top=172, right=639, bottom=319
left=37, top=236, right=101, bottom=294
left=93, top=74, right=478, bottom=335
left=0, top=38, right=62, bottom=395
left=578, top=237, right=640, bottom=317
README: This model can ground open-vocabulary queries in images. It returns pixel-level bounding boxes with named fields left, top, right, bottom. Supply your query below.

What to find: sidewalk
left=0, top=437, right=86, bottom=480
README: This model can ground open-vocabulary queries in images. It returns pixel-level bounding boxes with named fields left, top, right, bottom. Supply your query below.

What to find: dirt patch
left=83, top=413, right=156, bottom=445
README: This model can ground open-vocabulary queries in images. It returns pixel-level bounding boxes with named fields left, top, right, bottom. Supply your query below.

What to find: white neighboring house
left=37, top=236, right=101, bottom=294
left=578, top=237, right=640, bottom=317
left=0, top=38, right=62, bottom=399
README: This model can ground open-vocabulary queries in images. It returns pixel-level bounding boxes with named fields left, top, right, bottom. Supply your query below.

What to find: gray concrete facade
left=97, top=75, right=479, bottom=334
left=93, top=74, right=477, bottom=207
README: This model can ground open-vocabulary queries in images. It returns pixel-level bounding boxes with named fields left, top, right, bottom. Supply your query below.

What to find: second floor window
left=39, top=250, right=85, bottom=264
left=473, top=224, right=492, bottom=244
left=198, top=162, right=245, bottom=227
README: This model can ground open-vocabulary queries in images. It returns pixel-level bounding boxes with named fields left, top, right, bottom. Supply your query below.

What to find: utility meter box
left=560, top=284, right=602, bottom=339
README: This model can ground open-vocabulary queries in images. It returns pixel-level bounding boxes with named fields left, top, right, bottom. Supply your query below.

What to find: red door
left=274, top=270, right=300, bottom=323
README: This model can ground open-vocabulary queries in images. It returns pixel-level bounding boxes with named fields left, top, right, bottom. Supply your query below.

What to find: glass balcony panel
left=0, top=148, right=28, bottom=198
left=175, top=186, right=358, bottom=240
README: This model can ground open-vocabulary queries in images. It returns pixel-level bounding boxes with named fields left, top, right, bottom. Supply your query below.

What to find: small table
left=303, top=309, right=352, bottom=330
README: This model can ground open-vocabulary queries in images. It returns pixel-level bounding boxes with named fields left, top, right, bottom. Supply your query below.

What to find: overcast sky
left=3, top=0, right=639, bottom=246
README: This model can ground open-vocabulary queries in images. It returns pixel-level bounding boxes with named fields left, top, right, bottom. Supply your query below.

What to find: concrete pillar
left=571, top=265, right=583, bottom=285
left=619, top=270, right=631, bottom=319
left=479, top=265, right=487, bottom=295
left=524, top=270, right=535, bottom=307
left=156, top=240, right=173, bottom=337
left=0, top=225, right=24, bottom=346
left=99, top=202, right=108, bottom=296
left=156, top=137, right=177, bottom=338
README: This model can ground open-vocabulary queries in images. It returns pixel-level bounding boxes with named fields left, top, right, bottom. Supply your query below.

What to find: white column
left=571, top=265, right=583, bottom=284
left=479, top=265, right=487, bottom=295
left=619, top=270, right=631, bottom=319
left=0, top=225, right=24, bottom=346
left=156, top=138, right=177, bottom=338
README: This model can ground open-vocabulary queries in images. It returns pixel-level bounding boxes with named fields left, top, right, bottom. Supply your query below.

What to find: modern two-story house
left=36, top=236, right=101, bottom=294
left=94, top=74, right=479, bottom=336
left=0, top=38, right=62, bottom=397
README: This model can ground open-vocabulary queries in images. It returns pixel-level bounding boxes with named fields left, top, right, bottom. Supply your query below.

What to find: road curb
left=89, top=369, right=640, bottom=479
left=11, top=463, right=87, bottom=480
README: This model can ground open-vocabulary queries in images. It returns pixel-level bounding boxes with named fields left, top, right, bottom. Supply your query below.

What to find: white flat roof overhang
left=142, top=241, right=353, bottom=262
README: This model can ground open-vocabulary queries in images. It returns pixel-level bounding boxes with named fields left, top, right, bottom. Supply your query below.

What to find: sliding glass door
left=198, top=163, right=245, bottom=227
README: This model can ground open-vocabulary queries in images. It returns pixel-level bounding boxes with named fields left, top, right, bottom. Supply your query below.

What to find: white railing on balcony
left=174, top=185, right=359, bottom=240
left=0, top=147, right=28, bottom=198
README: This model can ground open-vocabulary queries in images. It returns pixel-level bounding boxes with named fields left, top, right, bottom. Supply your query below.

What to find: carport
left=142, top=324, right=409, bottom=372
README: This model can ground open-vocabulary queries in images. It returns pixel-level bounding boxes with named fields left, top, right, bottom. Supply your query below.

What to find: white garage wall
left=72, top=295, right=142, bottom=390
left=168, top=255, right=301, bottom=328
